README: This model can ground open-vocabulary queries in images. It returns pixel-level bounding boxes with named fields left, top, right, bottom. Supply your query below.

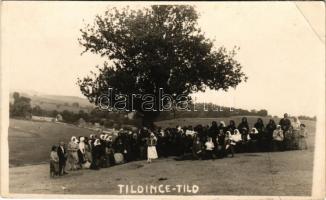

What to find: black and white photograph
left=0, top=1, right=325, bottom=199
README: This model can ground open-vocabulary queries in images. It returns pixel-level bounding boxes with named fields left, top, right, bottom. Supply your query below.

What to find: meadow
left=8, top=117, right=316, bottom=195
left=8, top=119, right=95, bottom=167
left=8, top=116, right=316, bottom=167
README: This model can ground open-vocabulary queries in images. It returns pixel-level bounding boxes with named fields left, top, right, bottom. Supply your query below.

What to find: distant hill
left=10, top=90, right=95, bottom=113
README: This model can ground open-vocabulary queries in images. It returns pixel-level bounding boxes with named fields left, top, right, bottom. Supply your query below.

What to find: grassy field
left=8, top=119, right=95, bottom=167
left=8, top=117, right=316, bottom=195
left=9, top=117, right=316, bottom=167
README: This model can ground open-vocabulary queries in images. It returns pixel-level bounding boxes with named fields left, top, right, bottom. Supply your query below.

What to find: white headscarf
left=232, top=129, right=242, bottom=142
left=94, top=139, right=101, bottom=146
left=234, top=129, right=240, bottom=135
left=226, top=131, right=232, bottom=138
left=251, top=128, right=259, bottom=134
left=106, top=135, right=113, bottom=142
left=71, top=136, right=77, bottom=142
left=71, top=136, right=78, bottom=144
left=292, top=117, right=301, bottom=130
left=220, top=121, right=226, bottom=127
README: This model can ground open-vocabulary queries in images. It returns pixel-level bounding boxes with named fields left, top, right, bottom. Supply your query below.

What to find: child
left=272, top=125, right=284, bottom=151
left=147, top=132, right=158, bottom=163
left=204, top=137, right=215, bottom=159
left=50, top=145, right=60, bottom=178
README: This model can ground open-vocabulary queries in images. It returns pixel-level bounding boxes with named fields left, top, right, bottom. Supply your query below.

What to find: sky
left=1, top=2, right=325, bottom=117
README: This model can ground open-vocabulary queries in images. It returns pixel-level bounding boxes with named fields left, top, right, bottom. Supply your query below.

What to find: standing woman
left=84, top=137, right=93, bottom=164
left=90, top=139, right=101, bottom=170
left=67, top=136, right=79, bottom=171
left=298, top=124, right=308, bottom=150
left=78, top=137, right=87, bottom=168
left=265, top=119, right=277, bottom=151
left=254, top=118, right=264, bottom=151
left=291, top=117, right=301, bottom=150
left=147, top=132, right=158, bottom=163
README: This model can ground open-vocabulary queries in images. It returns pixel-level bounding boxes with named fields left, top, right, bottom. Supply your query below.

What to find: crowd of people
left=50, top=113, right=308, bottom=177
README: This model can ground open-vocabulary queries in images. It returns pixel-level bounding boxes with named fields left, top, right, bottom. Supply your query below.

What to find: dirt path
left=9, top=150, right=313, bottom=196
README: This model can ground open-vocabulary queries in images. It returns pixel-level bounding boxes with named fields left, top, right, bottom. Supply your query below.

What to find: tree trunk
left=142, top=111, right=160, bottom=129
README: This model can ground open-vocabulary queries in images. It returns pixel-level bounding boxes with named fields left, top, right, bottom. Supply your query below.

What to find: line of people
left=49, top=113, right=308, bottom=178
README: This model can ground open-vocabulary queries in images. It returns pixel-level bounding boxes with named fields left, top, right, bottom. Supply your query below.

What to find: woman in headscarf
left=291, top=117, right=301, bottom=150
left=230, top=129, right=242, bottom=154
left=147, top=132, right=158, bottom=163
left=192, top=135, right=203, bottom=160
left=248, top=128, right=259, bottom=152
left=233, top=129, right=243, bottom=153
left=208, top=121, right=218, bottom=142
left=219, top=121, right=226, bottom=131
left=226, top=120, right=237, bottom=133
left=78, top=137, right=86, bottom=168
left=84, top=137, right=92, bottom=164
left=106, top=135, right=115, bottom=166
left=237, top=117, right=250, bottom=152
left=298, top=124, right=308, bottom=150
left=67, top=136, right=79, bottom=170
left=215, top=128, right=226, bottom=158
left=224, top=131, right=235, bottom=157
left=90, top=139, right=101, bottom=170
left=238, top=117, right=249, bottom=141
left=265, top=119, right=277, bottom=151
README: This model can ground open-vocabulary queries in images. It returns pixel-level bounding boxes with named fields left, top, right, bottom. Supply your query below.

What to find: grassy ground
left=9, top=119, right=95, bottom=167
left=9, top=150, right=313, bottom=195
left=8, top=117, right=316, bottom=195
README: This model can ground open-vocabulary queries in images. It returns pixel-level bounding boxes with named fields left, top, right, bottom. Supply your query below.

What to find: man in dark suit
left=57, top=141, right=68, bottom=175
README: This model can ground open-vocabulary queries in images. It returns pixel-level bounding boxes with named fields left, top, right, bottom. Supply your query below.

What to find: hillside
left=9, top=90, right=94, bottom=113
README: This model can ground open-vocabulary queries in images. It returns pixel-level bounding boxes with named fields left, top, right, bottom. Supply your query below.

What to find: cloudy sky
left=2, top=2, right=325, bottom=117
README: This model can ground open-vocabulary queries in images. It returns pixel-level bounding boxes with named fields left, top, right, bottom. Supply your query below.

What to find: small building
left=56, top=114, right=63, bottom=122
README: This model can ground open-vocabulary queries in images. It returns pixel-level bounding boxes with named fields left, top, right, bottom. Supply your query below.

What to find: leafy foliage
left=10, top=92, right=32, bottom=118
left=78, top=5, right=247, bottom=125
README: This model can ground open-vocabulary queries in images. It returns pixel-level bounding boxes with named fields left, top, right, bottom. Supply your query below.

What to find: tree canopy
left=78, top=5, right=247, bottom=126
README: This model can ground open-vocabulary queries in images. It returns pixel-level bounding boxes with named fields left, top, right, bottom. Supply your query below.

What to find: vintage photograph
left=1, top=1, right=325, bottom=199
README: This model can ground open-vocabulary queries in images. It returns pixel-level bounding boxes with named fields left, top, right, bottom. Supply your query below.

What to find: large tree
left=78, top=5, right=247, bottom=127
left=10, top=92, right=32, bottom=118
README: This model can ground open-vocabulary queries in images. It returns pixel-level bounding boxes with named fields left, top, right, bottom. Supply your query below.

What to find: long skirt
left=50, top=160, right=59, bottom=175
left=77, top=150, right=85, bottom=165
left=298, top=137, right=308, bottom=150
left=147, top=146, right=158, bottom=159
left=284, top=131, right=294, bottom=150
left=67, top=151, right=79, bottom=170
left=85, top=151, right=92, bottom=163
